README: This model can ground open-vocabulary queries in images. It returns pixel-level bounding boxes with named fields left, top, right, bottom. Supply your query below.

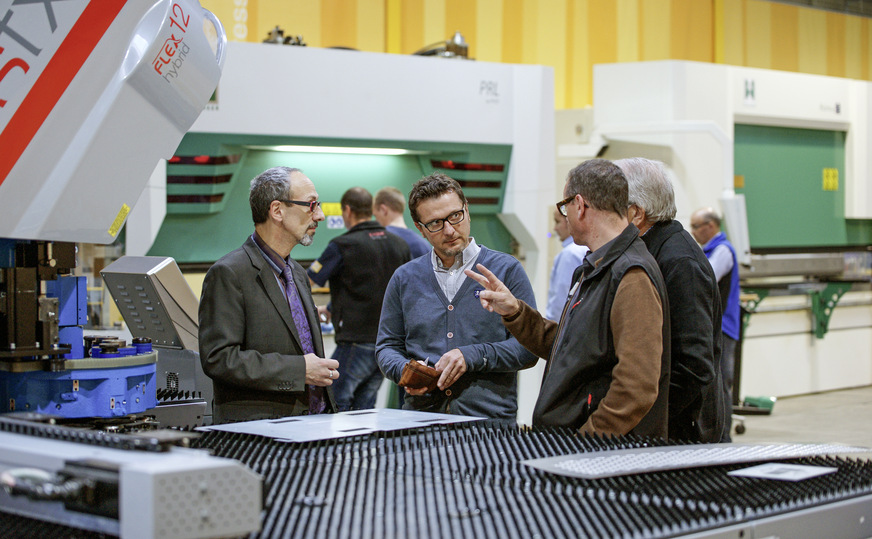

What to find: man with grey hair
left=616, top=157, right=726, bottom=443
left=199, top=166, right=340, bottom=423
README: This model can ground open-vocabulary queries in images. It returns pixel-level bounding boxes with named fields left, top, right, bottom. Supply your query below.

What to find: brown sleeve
left=580, top=268, right=663, bottom=436
left=502, top=300, right=559, bottom=359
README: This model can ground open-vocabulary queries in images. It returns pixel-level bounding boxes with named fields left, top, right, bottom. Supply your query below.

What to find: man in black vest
left=308, top=187, right=411, bottom=411
left=467, top=159, right=671, bottom=439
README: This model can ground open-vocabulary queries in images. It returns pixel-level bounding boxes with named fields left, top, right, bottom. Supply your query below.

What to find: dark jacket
left=642, top=220, right=725, bottom=443
left=199, top=236, right=337, bottom=423
left=508, top=224, right=671, bottom=439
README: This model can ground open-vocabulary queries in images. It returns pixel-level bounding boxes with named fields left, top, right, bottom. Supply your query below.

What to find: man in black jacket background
left=616, top=157, right=727, bottom=443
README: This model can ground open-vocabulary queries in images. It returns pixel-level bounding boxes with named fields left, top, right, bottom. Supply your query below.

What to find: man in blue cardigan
left=376, top=173, right=537, bottom=424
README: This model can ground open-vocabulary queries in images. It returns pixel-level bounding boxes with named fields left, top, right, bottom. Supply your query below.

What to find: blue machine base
left=0, top=354, right=157, bottom=418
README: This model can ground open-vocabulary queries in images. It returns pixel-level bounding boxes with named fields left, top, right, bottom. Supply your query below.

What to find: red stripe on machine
left=0, top=1, right=127, bottom=185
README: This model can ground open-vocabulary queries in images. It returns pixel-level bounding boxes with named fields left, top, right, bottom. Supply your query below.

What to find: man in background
left=199, top=166, right=339, bottom=423
left=545, top=207, right=589, bottom=321
left=377, top=173, right=537, bottom=424
left=691, top=207, right=741, bottom=440
left=373, top=186, right=430, bottom=259
left=617, top=158, right=725, bottom=442
left=466, top=159, right=670, bottom=438
left=308, top=187, right=410, bottom=411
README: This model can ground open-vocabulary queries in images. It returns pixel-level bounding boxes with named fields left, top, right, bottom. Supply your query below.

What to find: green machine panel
left=144, top=133, right=514, bottom=264
left=734, top=124, right=872, bottom=250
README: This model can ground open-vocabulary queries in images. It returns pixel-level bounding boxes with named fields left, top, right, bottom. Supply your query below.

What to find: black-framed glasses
left=556, top=195, right=588, bottom=217
left=277, top=199, right=321, bottom=213
left=420, top=207, right=465, bottom=233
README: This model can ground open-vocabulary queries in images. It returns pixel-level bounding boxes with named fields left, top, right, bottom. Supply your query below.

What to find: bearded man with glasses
left=376, top=173, right=537, bottom=424
left=199, top=166, right=340, bottom=423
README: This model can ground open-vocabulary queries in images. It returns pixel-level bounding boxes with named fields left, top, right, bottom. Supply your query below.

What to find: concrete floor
left=731, top=385, right=872, bottom=448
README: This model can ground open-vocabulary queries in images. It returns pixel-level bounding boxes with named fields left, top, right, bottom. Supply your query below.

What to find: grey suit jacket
left=199, top=235, right=337, bottom=423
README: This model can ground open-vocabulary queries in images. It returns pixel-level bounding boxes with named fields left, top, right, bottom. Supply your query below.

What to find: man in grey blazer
left=199, top=166, right=340, bottom=423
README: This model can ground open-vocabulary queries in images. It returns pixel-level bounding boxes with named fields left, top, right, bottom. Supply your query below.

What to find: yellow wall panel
left=400, top=0, right=424, bottom=54
left=589, top=0, right=618, bottom=66
left=865, top=19, right=871, bottom=80
left=718, top=0, right=745, bottom=65
left=386, top=0, right=401, bottom=52
left=844, top=16, right=862, bottom=80
left=357, top=0, right=387, bottom=52
left=797, top=7, right=827, bottom=75
left=567, top=0, right=591, bottom=108
left=826, top=13, right=845, bottom=78
left=536, top=0, right=568, bottom=107
left=322, top=0, right=357, bottom=49
left=446, top=0, right=476, bottom=58
left=670, top=0, right=713, bottom=62
left=640, top=0, right=671, bottom=61
left=769, top=3, right=797, bottom=73
left=744, top=0, right=771, bottom=69
left=476, top=0, right=503, bottom=62
left=616, top=0, right=639, bottom=63
left=520, top=0, right=540, bottom=64
left=502, top=0, right=524, bottom=64
left=423, top=0, right=447, bottom=49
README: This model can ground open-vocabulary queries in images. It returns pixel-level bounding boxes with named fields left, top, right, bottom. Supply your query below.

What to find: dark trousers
left=721, top=334, right=737, bottom=442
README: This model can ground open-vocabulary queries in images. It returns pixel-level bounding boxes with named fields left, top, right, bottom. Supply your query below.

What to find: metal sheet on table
left=523, top=442, right=872, bottom=479
left=197, top=408, right=485, bottom=442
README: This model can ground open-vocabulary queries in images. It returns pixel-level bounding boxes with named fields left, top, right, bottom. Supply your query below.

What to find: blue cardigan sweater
left=376, top=246, right=538, bottom=421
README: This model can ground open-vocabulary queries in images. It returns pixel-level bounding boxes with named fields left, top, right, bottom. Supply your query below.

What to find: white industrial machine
left=0, top=1, right=261, bottom=537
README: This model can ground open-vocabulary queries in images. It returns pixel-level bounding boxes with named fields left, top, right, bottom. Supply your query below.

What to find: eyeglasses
left=556, top=195, right=589, bottom=217
left=690, top=220, right=710, bottom=230
left=419, top=207, right=465, bottom=233
left=277, top=199, right=321, bottom=213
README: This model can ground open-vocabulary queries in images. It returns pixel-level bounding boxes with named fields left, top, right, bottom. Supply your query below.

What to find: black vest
left=533, top=225, right=671, bottom=439
left=329, top=221, right=410, bottom=343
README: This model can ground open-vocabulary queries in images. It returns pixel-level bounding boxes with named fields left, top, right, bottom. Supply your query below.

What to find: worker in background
left=691, top=207, right=740, bottom=441
left=199, top=166, right=339, bottom=423
left=376, top=173, right=537, bottom=424
left=466, top=159, right=670, bottom=438
left=373, top=186, right=430, bottom=259
left=307, top=187, right=410, bottom=411
left=616, top=158, right=726, bottom=443
left=545, top=207, right=589, bottom=321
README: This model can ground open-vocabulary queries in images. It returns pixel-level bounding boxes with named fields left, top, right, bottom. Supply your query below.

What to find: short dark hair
left=408, top=172, right=467, bottom=223
left=565, top=159, right=628, bottom=217
left=341, top=187, right=373, bottom=219
left=249, top=166, right=301, bottom=224
left=374, top=186, right=405, bottom=213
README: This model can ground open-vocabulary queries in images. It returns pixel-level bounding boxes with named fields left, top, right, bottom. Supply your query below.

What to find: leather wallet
left=398, top=360, right=440, bottom=392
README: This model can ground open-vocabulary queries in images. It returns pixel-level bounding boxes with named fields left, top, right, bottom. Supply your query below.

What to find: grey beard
left=300, top=234, right=314, bottom=247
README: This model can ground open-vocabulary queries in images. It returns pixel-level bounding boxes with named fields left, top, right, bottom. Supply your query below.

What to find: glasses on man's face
left=277, top=199, right=321, bottom=213
left=420, top=207, right=465, bottom=233
left=690, top=220, right=709, bottom=230
left=556, top=195, right=588, bottom=217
